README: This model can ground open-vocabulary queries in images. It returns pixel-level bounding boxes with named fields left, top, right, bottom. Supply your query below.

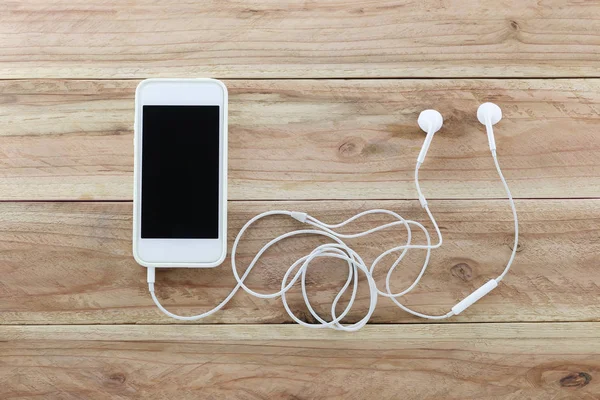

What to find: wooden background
left=1, top=1, right=599, bottom=399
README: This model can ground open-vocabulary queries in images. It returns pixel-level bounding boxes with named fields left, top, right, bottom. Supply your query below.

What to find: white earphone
left=478, top=102, right=502, bottom=152
left=417, top=109, right=443, bottom=164
left=147, top=103, right=519, bottom=330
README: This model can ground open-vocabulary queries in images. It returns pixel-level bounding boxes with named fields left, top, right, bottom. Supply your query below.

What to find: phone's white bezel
left=133, top=78, right=228, bottom=268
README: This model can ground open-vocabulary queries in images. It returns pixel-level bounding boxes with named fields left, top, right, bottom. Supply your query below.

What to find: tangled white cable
left=147, top=104, right=519, bottom=330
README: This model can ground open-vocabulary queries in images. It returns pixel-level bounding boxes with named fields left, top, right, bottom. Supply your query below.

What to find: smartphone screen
left=141, top=105, right=220, bottom=239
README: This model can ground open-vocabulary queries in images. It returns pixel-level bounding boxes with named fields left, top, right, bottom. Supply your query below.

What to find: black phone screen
left=141, top=105, right=220, bottom=239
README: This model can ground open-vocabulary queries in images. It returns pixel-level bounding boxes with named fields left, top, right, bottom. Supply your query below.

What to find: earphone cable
left=147, top=132, right=518, bottom=328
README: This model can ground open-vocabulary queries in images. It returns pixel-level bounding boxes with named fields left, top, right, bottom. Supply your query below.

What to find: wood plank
left=1, top=323, right=598, bottom=399
left=1, top=79, right=600, bottom=201
left=1, top=200, right=598, bottom=325
left=2, top=1, right=600, bottom=79
left=3, top=323, right=600, bottom=341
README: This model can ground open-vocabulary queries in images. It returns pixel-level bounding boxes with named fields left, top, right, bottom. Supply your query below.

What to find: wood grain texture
left=1, top=199, right=598, bottom=325
left=2, top=79, right=600, bottom=201
left=1, top=323, right=598, bottom=399
left=4, top=1, right=599, bottom=396
left=3, top=1, right=600, bottom=79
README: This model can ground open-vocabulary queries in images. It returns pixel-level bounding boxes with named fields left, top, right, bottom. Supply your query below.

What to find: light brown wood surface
left=2, top=79, right=600, bottom=201
left=3, top=1, right=600, bottom=79
left=2, top=1, right=600, bottom=398
left=0, top=199, right=598, bottom=325
left=1, top=324, right=598, bottom=400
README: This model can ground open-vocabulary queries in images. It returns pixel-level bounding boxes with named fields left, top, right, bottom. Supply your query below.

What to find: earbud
left=417, top=109, right=443, bottom=164
left=477, top=102, right=502, bottom=152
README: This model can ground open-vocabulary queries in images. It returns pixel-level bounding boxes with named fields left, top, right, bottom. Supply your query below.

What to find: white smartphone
left=133, top=78, right=228, bottom=268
